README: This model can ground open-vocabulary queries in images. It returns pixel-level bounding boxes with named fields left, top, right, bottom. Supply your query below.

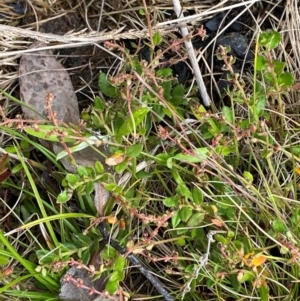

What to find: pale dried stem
left=172, top=0, right=211, bottom=106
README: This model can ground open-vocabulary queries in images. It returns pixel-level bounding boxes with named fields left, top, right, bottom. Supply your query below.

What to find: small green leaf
left=5, top=146, right=17, bottom=154
left=215, top=234, right=227, bottom=244
left=214, top=145, right=235, bottom=156
left=115, top=159, right=128, bottom=173
left=85, top=181, right=94, bottom=195
left=136, top=171, right=152, bottom=179
left=171, top=211, right=181, bottom=228
left=153, top=32, right=162, bottom=46
left=222, top=106, right=233, bottom=123
left=291, top=146, right=300, bottom=156
left=176, top=183, right=192, bottom=199
left=258, top=31, right=281, bottom=49
left=255, top=55, right=267, bottom=71
left=186, top=212, right=205, bottom=227
left=113, top=256, right=126, bottom=271
left=162, top=81, right=172, bottom=101
left=106, top=279, right=119, bottom=294
left=192, top=187, right=203, bottom=204
left=194, top=148, right=209, bottom=160
left=126, top=144, right=143, bottom=158
left=156, top=68, right=173, bottom=77
left=94, top=161, right=104, bottom=173
left=259, top=284, right=269, bottom=301
left=278, top=72, right=294, bottom=88
left=76, top=166, right=89, bottom=177
left=57, top=190, right=71, bottom=203
left=171, top=84, right=185, bottom=106
left=172, top=147, right=208, bottom=164
left=267, top=31, right=281, bottom=49
left=66, top=174, right=80, bottom=186
left=272, top=219, right=287, bottom=233
left=273, top=60, right=286, bottom=74
left=36, top=250, right=58, bottom=264
left=175, top=237, right=186, bottom=246
left=243, top=171, right=253, bottom=183
left=163, top=197, right=178, bottom=207
left=179, top=207, right=193, bottom=222
left=60, top=243, right=77, bottom=252
left=258, top=32, right=269, bottom=46
left=80, top=249, right=91, bottom=264
left=238, top=271, right=254, bottom=283
left=98, top=72, right=118, bottom=98
left=0, top=255, right=9, bottom=265
left=94, top=96, right=105, bottom=110
left=117, top=108, right=149, bottom=139
left=11, top=163, right=23, bottom=174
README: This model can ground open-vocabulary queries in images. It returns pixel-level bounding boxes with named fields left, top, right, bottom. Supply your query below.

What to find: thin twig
left=172, top=0, right=211, bottom=106
left=99, top=220, right=175, bottom=301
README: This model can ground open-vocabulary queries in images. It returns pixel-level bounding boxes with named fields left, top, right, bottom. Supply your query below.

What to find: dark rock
left=205, top=13, right=225, bottom=32
left=59, top=266, right=109, bottom=301
left=171, top=61, right=190, bottom=84
left=8, top=1, right=27, bottom=15
left=138, top=46, right=151, bottom=63
left=217, top=32, right=253, bottom=60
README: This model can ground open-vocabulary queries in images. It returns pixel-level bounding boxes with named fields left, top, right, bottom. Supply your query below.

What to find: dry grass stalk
left=172, top=0, right=211, bottom=106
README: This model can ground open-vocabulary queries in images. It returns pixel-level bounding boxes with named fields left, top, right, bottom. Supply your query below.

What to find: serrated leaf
left=278, top=72, right=294, bottom=88
left=98, top=72, right=118, bottom=98
left=258, top=31, right=281, bottom=50
left=273, top=60, right=286, bottom=74
left=267, top=31, right=281, bottom=49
